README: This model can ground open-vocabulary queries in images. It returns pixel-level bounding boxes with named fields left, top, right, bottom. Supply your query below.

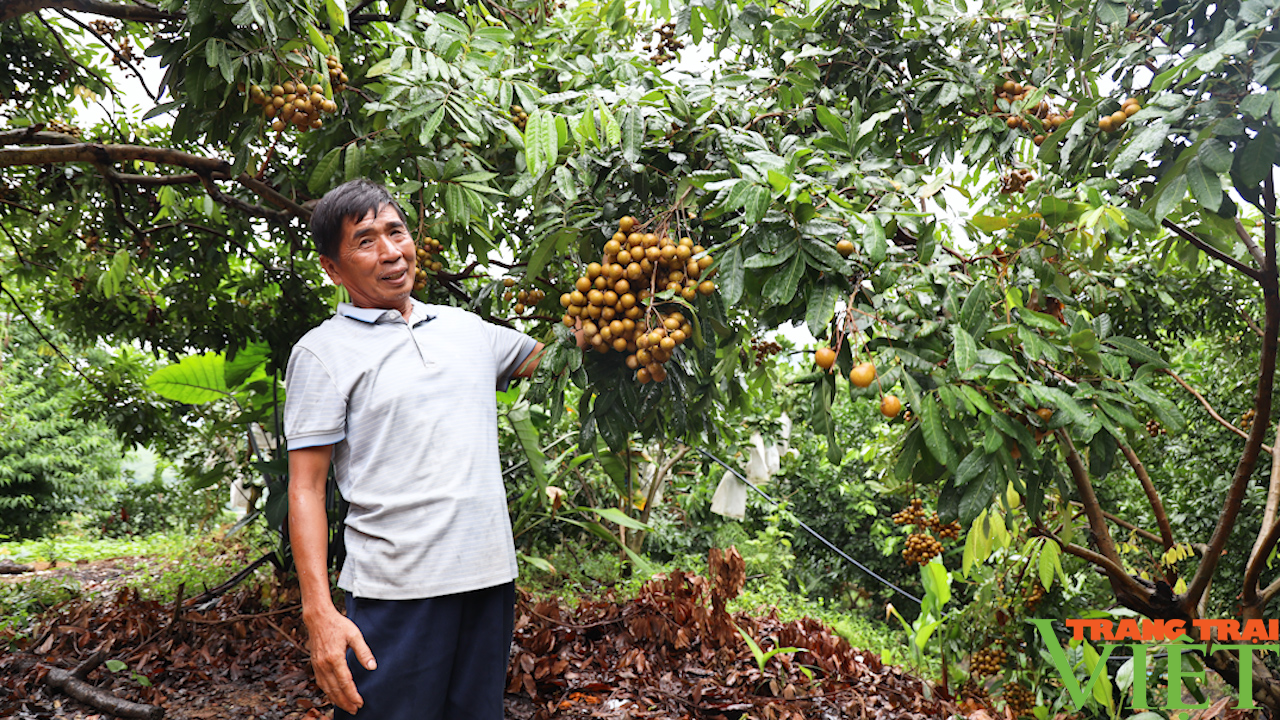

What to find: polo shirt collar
left=337, top=299, right=436, bottom=326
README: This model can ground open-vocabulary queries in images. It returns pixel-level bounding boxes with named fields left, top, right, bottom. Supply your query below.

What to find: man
left=285, top=178, right=545, bottom=719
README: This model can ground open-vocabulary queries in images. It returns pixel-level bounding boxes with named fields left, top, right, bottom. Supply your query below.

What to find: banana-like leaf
left=147, top=352, right=230, bottom=403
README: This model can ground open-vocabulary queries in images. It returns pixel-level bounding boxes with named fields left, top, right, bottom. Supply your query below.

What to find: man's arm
left=513, top=326, right=590, bottom=379
left=288, top=445, right=375, bottom=715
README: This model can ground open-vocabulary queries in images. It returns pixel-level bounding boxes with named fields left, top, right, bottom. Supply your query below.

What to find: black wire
left=690, top=444, right=923, bottom=606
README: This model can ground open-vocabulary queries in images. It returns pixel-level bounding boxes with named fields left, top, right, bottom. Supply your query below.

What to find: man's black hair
left=310, top=179, right=409, bottom=259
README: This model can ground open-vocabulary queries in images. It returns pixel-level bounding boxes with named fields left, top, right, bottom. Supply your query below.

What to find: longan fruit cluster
left=892, top=498, right=927, bottom=526
left=1003, top=683, right=1035, bottom=717
left=1238, top=408, right=1256, bottom=430
left=993, top=80, right=1072, bottom=146
left=971, top=646, right=1007, bottom=677
left=561, top=216, right=716, bottom=384
left=1099, top=97, right=1141, bottom=134
left=903, top=532, right=944, bottom=565
left=505, top=282, right=546, bottom=315
left=1000, top=168, right=1036, bottom=194
left=44, top=120, right=82, bottom=138
left=749, top=338, right=783, bottom=366
left=249, top=79, right=339, bottom=133
left=511, top=105, right=529, bottom=131
left=642, top=21, right=684, bottom=65
left=1146, top=418, right=1168, bottom=437
left=325, top=54, right=349, bottom=91
left=1024, top=581, right=1046, bottom=610
left=413, top=236, right=445, bottom=291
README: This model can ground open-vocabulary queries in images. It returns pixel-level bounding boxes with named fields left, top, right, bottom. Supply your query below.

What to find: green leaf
left=1105, top=336, right=1167, bottom=367
left=508, top=403, right=548, bottom=484
left=918, top=396, right=957, bottom=467
left=959, top=466, right=997, bottom=526
left=305, top=22, right=331, bottom=56
left=105, top=660, right=128, bottom=673
left=325, top=0, right=347, bottom=31
left=1198, top=139, right=1233, bottom=174
left=98, top=249, right=130, bottom=298
left=1186, top=158, right=1223, bottom=210
left=863, top=216, right=887, bottom=264
left=814, top=106, right=848, bottom=145
left=147, top=353, right=230, bottom=403
left=598, top=98, right=621, bottom=146
left=763, top=253, right=805, bottom=305
left=805, top=282, right=840, bottom=337
left=621, top=107, right=644, bottom=163
left=952, top=327, right=978, bottom=371
left=1238, top=132, right=1276, bottom=186
left=518, top=552, right=556, bottom=573
left=718, top=245, right=745, bottom=306
left=1030, top=386, right=1090, bottom=425
left=585, top=506, right=650, bottom=531
left=308, top=147, right=343, bottom=196
left=527, top=229, right=564, bottom=282
left=744, top=185, right=771, bottom=224
left=1038, top=538, right=1062, bottom=590
left=225, top=341, right=269, bottom=387
left=525, top=108, right=554, bottom=175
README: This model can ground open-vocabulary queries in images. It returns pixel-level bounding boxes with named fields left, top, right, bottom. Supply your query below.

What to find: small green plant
left=735, top=624, right=806, bottom=674
left=104, top=659, right=153, bottom=687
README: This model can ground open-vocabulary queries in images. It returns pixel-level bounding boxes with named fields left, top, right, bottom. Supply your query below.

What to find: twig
left=182, top=551, right=276, bottom=607
left=1, top=0, right=180, bottom=24
left=1163, top=368, right=1274, bottom=455
left=1162, top=218, right=1262, bottom=281
left=1237, top=218, right=1266, bottom=268
left=1119, top=444, right=1174, bottom=549
left=55, top=8, right=156, bottom=101
left=1237, top=304, right=1266, bottom=339
left=0, top=281, right=108, bottom=395
left=45, top=659, right=164, bottom=720
left=1068, top=501, right=1163, bottom=545
left=181, top=604, right=302, bottom=625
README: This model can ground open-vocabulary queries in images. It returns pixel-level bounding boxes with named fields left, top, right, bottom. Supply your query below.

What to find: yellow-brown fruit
left=815, top=347, right=837, bottom=370
left=849, top=362, right=877, bottom=388
left=1110, top=110, right=1127, bottom=128
left=618, top=216, right=636, bottom=232
left=1033, top=134, right=1045, bottom=146
left=697, top=280, right=715, bottom=295
left=1035, top=407, right=1054, bottom=422
left=1098, top=116, right=1114, bottom=133
left=836, top=239, right=855, bottom=257
left=880, top=394, right=903, bottom=418
left=1123, top=101, right=1141, bottom=117
left=1006, top=115, right=1020, bottom=129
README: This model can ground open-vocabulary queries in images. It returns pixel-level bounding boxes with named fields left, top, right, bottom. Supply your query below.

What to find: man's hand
left=306, top=608, right=376, bottom=715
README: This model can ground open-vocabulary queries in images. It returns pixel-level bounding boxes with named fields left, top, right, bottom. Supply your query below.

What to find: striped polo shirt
left=284, top=299, right=538, bottom=599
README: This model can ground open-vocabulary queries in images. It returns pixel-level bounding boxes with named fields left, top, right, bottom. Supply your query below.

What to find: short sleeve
left=477, top=315, right=538, bottom=391
left=284, top=345, right=347, bottom=449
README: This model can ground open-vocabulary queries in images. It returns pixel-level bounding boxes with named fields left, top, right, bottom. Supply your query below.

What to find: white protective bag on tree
left=710, top=414, right=791, bottom=520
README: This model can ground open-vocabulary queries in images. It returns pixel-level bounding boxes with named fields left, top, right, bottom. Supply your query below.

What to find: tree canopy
left=5, top=0, right=1280, bottom=711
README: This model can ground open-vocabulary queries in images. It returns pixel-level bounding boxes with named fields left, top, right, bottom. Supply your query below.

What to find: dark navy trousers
left=335, top=582, right=515, bottom=720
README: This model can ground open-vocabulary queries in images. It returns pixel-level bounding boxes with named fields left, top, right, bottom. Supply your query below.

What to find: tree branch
left=0, top=0, right=180, bottom=24
left=1237, top=218, right=1266, bottom=268
left=1162, top=217, right=1262, bottom=281
left=1032, top=521, right=1148, bottom=599
left=55, top=8, right=157, bottom=101
left=1184, top=173, right=1280, bottom=612
left=1237, top=303, right=1266, bottom=339
left=1120, top=444, right=1174, bottom=549
left=1067, top=501, right=1164, bottom=545
left=1058, top=430, right=1125, bottom=568
left=0, top=141, right=229, bottom=175
left=1246, top=422, right=1280, bottom=604
left=1163, top=368, right=1274, bottom=455
left=0, top=281, right=109, bottom=396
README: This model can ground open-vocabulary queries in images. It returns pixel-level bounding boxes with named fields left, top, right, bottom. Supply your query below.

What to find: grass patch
left=0, top=523, right=278, bottom=644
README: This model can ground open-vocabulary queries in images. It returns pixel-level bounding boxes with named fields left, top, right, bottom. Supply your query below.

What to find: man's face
left=320, top=204, right=416, bottom=315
